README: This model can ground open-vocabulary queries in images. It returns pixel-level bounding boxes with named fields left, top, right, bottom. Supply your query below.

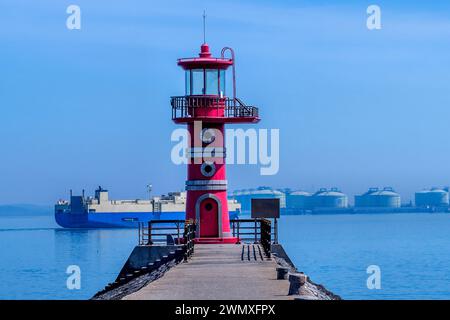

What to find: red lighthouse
left=171, top=43, right=259, bottom=243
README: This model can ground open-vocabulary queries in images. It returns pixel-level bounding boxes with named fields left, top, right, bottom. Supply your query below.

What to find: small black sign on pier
left=251, top=198, right=280, bottom=219
left=251, top=198, right=280, bottom=244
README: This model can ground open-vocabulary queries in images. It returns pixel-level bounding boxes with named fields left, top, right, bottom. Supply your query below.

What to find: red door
left=199, top=198, right=219, bottom=237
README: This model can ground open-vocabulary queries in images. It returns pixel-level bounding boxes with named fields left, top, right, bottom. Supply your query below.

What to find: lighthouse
left=171, top=43, right=259, bottom=243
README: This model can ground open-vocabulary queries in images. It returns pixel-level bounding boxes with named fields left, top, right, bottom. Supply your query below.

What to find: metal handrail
left=221, top=47, right=236, bottom=100
left=171, top=96, right=258, bottom=120
left=183, top=221, right=196, bottom=261
left=138, top=220, right=186, bottom=245
left=230, top=218, right=273, bottom=257
left=260, top=218, right=272, bottom=258
left=138, top=218, right=272, bottom=257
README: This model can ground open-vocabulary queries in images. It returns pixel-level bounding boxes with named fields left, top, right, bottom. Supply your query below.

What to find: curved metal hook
left=221, top=47, right=236, bottom=100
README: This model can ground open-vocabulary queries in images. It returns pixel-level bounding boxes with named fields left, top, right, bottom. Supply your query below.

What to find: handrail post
left=254, top=219, right=257, bottom=244
left=237, top=220, right=240, bottom=244
left=274, top=218, right=278, bottom=244
left=192, top=223, right=196, bottom=254
left=232, top=221, right=235, bottom=237
left=183, top=224, right=188, bottom=262
left=148, top=221, right=153, bottom=245
left=138, top=222, right=141, bottom=245
left=268, top=219, right=272, bottom=258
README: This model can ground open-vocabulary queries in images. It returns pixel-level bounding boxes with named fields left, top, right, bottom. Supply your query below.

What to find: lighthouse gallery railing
left=171, top=96, right=259, bottom=120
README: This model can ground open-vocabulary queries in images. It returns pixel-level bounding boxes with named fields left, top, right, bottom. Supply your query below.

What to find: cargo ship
left=55, top=186, right=241, bottom=228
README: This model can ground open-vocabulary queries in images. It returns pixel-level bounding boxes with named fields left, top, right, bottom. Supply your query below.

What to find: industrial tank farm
left=231, top=186, right=450, bottom=215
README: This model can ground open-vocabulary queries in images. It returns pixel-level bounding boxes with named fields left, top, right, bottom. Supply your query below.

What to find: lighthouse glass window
left=205, top=69, right=219, bottom=95
left=185, top=71, right=191, bottom=95
left=187, top=69, right=223, bottom=96
left=191, top=69, right=205, bottom=95
left=219, top=70, right=226, bottom=97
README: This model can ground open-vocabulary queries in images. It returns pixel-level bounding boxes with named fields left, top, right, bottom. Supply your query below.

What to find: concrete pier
left=123, top=244, right=291, bottom=300
left=93, top=240, right=340, bottom=300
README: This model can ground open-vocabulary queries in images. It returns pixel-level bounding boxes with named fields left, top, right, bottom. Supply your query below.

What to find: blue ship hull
left=55, top=210, right=240, bottom=228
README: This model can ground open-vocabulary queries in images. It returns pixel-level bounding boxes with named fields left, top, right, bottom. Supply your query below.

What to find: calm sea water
left=1, top=212, right=450, bottom=300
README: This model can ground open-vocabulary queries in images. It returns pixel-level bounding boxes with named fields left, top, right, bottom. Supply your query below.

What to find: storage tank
left=286, top=191, right=312, bottom=210
left=250, top=187, right=286, bottom=208
left=230, top=186, right=286, bottom=212
left=415, top=188, right=449, bottom=207
left=311, top=188, right=348, bottom=208
left=355, top=187, right=401, bottom=208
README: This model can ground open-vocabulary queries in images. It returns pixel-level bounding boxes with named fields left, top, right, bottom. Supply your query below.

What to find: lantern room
left=178, top=44, right=232, bottom=98
left=171, top=43, right=260, bottom=124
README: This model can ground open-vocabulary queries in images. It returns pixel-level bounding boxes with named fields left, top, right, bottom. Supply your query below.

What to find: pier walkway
left=123, top=243, right=291, bottom=300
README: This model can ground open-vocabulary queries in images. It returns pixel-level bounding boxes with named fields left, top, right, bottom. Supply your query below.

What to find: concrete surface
left=123, top=243, right=291, bottom=300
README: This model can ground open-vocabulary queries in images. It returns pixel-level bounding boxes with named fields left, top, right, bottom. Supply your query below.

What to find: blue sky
left=1, top=0, right=450, bottom=204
